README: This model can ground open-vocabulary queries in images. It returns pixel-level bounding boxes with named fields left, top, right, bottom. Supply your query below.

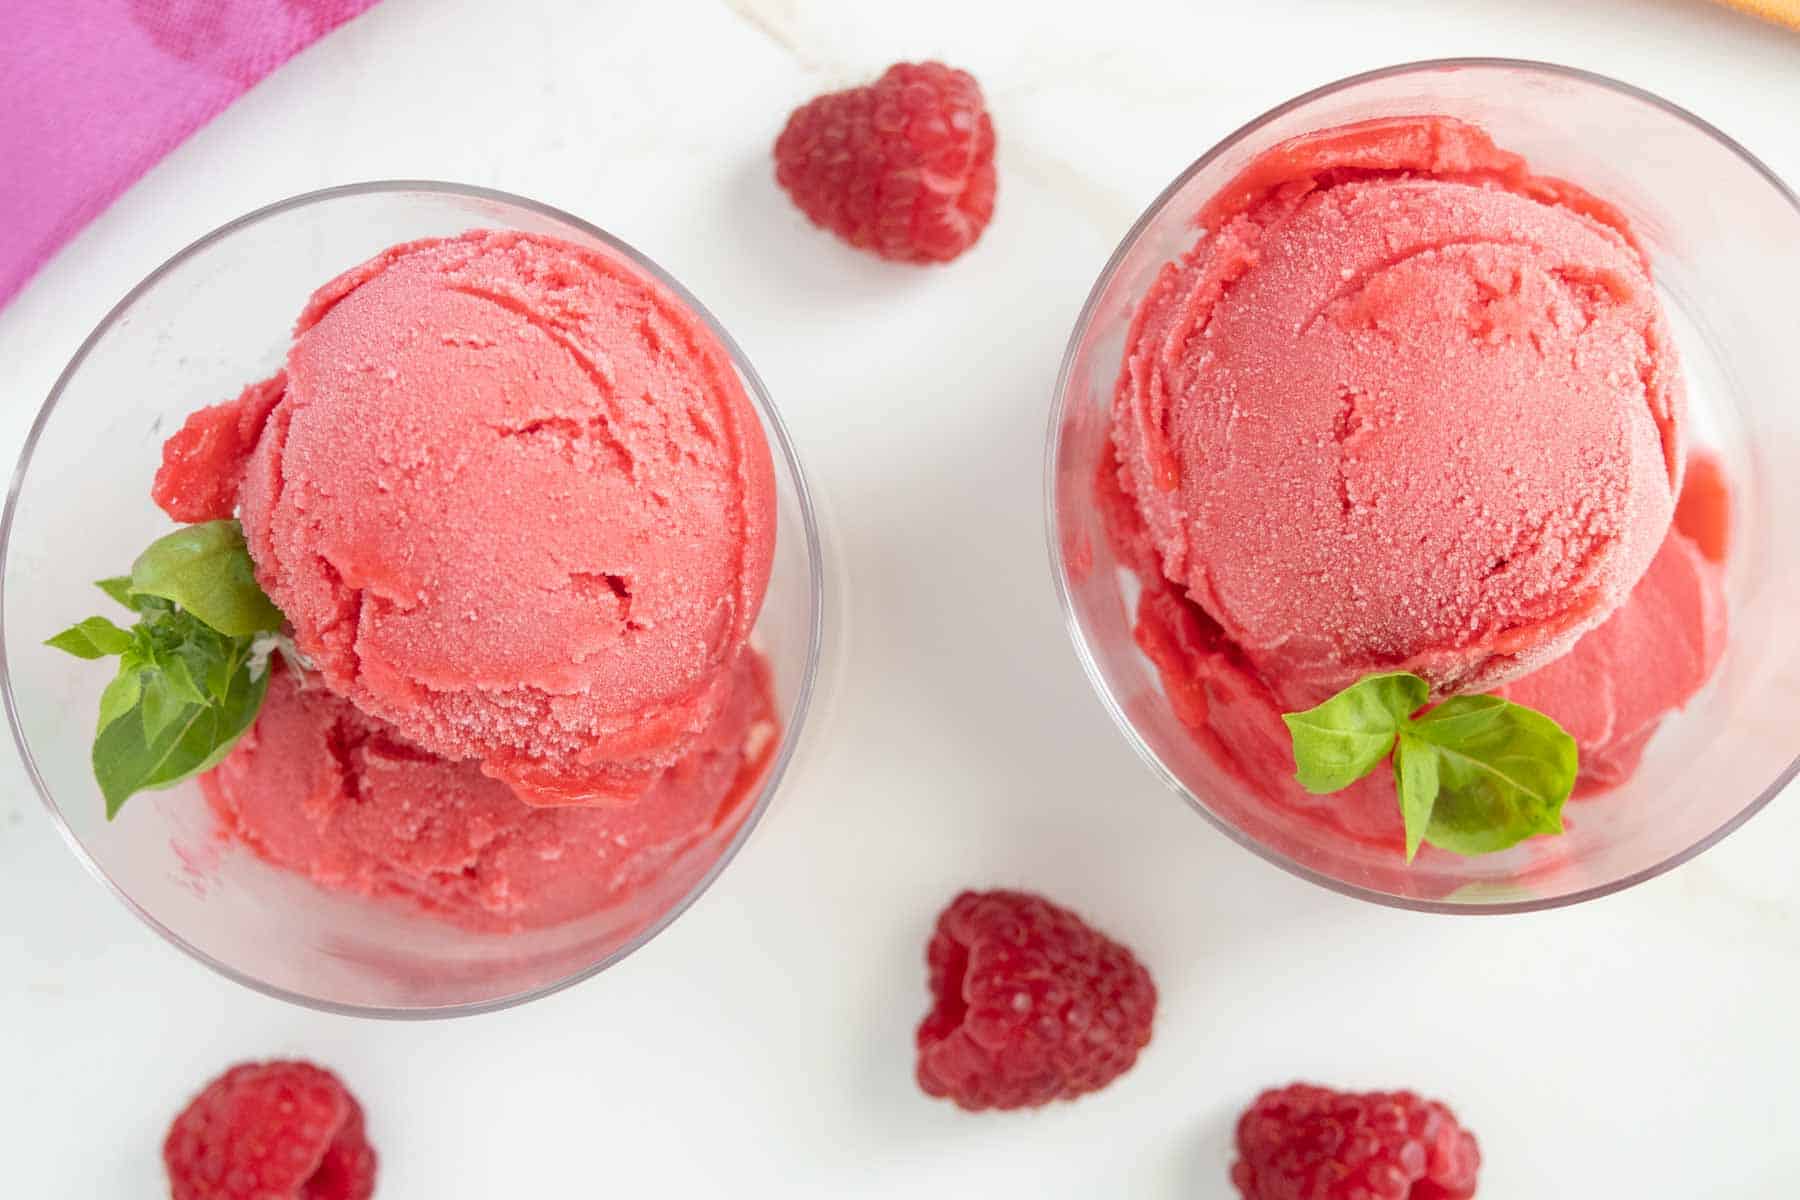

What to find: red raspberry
left=773, top=61, right=997, bottom=264
left=163, top=1060, right=377, bottom=1200
left=1232, top=1083, right=1481, bottom=1200
left=915, top=889, right=1156, bottom=1110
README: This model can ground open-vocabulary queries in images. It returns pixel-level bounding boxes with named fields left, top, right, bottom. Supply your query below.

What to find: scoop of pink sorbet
left=1111, top=451, right=1726, bottom=854
left=1500, top=489, right=1726, bottom=789
left=1111, top=118, right=1684, bottom=701
left=204, top=654, right=777, bottom=931
left=158, top=231, right=777, bottom=805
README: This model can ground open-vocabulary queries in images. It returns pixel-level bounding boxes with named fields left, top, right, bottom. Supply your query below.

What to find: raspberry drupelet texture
left=163, top=1060, right=377, bottom=1200
left=773, top=61, right=996, bottom=264
left=915, top=889, right=1156, bottom=1111
left=1232, top=1083, right=1481, bottom=1200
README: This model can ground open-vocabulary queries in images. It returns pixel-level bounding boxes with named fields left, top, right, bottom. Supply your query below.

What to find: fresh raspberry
left=163, top=1061, right=377, bottom=1200
left=1231, top=1083, right=1481, bottom=1200
left=915, top=889, right=1156, bottom=1111
left=773, top=61, right=997, bottom=264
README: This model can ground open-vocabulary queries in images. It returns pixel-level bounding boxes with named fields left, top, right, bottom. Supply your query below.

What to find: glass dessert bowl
left=2, top=182, right=825, bottom=1014
left=1047, top=59, right=1800, bottom=911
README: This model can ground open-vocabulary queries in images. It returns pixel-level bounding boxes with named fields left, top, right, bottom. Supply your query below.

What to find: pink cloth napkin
left=0, top=0, right=378, bottom=308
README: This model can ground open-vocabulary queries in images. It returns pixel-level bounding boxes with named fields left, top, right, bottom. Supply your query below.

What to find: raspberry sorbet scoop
left=157, top=230, right=777, bottom=806
left=1099, top=116, right=1728, bottom=856
left=205, top=655, right=776, bottom=931
left=1111, top=117, right=1683, bottom=703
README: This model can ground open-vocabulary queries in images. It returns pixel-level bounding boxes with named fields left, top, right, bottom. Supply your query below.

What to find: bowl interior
left=1049, top=61, right=1800, bottom=910
left=2, top=184, right=822, bottom=1013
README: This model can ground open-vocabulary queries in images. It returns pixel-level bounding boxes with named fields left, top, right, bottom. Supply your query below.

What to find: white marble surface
left=4, top=0, right=1800, bottom=1194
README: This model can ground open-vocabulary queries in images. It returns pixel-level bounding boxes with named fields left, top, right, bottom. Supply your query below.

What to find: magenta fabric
left=0, top=0, right=378, bottom=307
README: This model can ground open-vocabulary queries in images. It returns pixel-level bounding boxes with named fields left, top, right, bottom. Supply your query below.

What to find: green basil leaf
left=95, top=576, right=136, bottom=608
left=1408, top=695, right=1577, bottom=857
left=159, top=653, right=207, bottom=705
left=96, top=669, right=143, bottom=734
left=129, top=520, right=282, bottom=637
left=93, top=659, right=269, bottom=820
left=204, top=652, right=231, bottom=698
left=1281, top=671, right=1428, bottom=793
left=138, top=675, right=188, bottom=744
left=1283, top=673, right=1578, bottom=862
left=45, top=616, right=134, bottom=659
left=60, top=523, right=287, bottom=818
left=1392, top=730, right=1441, bottom=863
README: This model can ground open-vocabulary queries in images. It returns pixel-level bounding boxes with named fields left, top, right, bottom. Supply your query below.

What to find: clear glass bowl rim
left=0, top=179, right=828, bottom=1017
left=1043, top=57, right=1800, bottom=915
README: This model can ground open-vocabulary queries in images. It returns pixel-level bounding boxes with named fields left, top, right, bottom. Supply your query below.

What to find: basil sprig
left=1283, top=672, right=1577, bottom=861
left=46, top=520, right=282, bottom=817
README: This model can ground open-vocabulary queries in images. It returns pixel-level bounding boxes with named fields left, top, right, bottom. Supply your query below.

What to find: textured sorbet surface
left=1111, top=117, right=1683, bottom=703
left=157, top=231, right=777, bottom=805
left=205, top=656, right=777, bottom=932
left=1103, top=117, right=1727, bottom=851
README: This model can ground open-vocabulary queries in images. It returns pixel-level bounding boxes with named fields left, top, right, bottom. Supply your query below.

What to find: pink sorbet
left=1499, top=496, right=1726, bottom=789
left=1101, top=118, right=1729, bottom=855
left=204, top=654, right=778, bottom=931
left=1110, top=117, right=1683, bottom=702
left=155, top=230, right=777, bottom=806
left=1127, top=518, right=1722, bottom=852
